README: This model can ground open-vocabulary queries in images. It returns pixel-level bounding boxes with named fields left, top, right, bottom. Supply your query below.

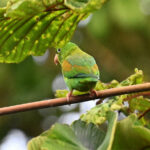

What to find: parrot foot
left=67, top=90, right=73, bottom=103
left=90, top=89, right=98, bottom=97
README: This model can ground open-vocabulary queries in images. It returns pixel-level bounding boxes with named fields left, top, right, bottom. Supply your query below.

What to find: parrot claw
left=90, top=89, right=98, bottom=97
left=66, top=90, right=73, bottom=103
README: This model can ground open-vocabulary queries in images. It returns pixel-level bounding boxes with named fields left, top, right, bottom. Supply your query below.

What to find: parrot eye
left=57, top=48, right=61, bottom=53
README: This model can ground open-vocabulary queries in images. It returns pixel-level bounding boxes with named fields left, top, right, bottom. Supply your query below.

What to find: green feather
left=57, top=42, right=100, bottom=92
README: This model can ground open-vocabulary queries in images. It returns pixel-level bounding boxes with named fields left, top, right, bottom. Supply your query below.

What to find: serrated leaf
left=28, top=111, right=118, bottom=150
left=80, top=100, right=121, bottom=125
left=27, top=120, right=107, bottom=150
left=5, top=0, right=66, bottom=17
left=0, top=10, right=85, bottom=63
left=5, top=0, right=45, bottom=18
left=129, top=97, right=150, bottom=112
left=112, top=114, right=150, bottom=150
left=28, top=123, right=86, bottom=150
left=65, top=0, right=106, bottom=12
left=0, top=0, right=107, bottom=63
left=120, top=68, right=143, bottom=86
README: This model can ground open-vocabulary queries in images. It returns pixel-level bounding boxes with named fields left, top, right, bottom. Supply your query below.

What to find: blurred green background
left=0, top=0, right=150, bottom=149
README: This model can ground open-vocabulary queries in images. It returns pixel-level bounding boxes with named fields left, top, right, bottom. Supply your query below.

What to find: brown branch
left=0, top=83, right=150, bottom=116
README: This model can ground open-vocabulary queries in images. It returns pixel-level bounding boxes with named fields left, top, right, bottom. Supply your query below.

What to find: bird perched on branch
left=54, top=42, right=100, bottom=102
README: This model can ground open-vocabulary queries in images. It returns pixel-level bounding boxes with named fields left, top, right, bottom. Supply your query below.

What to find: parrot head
left=54, top=42, right=77, bottom=65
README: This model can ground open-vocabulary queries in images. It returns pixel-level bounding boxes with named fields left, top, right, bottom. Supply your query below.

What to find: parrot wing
left=62, top=51, right=100, bottom=80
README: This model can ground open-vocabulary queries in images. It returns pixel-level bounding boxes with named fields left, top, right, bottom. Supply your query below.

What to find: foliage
left=0, top=0, right=105, bottom=63
left=112, top=114, right=150, bottom=150
left=28, top=111, right=117, bottom=150
left=80, top=69, right=143, bottom=125
left=28, top=69, right=150, bottom=150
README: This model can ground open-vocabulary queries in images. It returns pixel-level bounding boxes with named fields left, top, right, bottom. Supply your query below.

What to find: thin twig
left=0, top=83, right=150, bottom=116
left=124, top=91, right=150, bottom=101
left=138, top=108, right=150, bottom=119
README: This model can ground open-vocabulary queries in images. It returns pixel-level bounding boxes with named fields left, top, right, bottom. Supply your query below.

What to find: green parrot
left=54, top=42, right=100, bottom=101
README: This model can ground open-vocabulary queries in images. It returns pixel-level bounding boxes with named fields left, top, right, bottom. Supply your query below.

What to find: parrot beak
left=54, top=54, right=59, bottom=65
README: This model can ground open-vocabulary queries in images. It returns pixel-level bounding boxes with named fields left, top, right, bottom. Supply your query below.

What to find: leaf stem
left=44, top=2, right=66, bottom=12
left=138, top=108, right=150, bottom=119
left=124, top=91, right=150, bottom=101
left=0, top=83, right=150, bottom=116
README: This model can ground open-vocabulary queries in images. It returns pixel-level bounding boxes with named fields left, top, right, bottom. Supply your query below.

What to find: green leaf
left=0, top=0, right=9, bottom=7
left=5, top=0, right=45, bottom=18
left=129, top=97, right=150, bottom=112
left=72, top=120, right=106, bottom=150
left=0, top=10, right=85, bottom=63
left=80, top=99, right=121, bottom=125
left=28, top=120, right=106, bottom=150
left=97, top=111, right=118, bottom=150
left=112, top=114, right=150, bottom=150
left=65, top=0, right=106, bottom=12
left=28, top=111, right=118, bottom=150
left=0, top=0, right=107, bottom=63
left=0, top=8, right=6, bottom=20
left=120, top=68, right=143, bottom=86
left=55, top=89, right=88, bottom=98
left=28, top=122, right=86, bottom=150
